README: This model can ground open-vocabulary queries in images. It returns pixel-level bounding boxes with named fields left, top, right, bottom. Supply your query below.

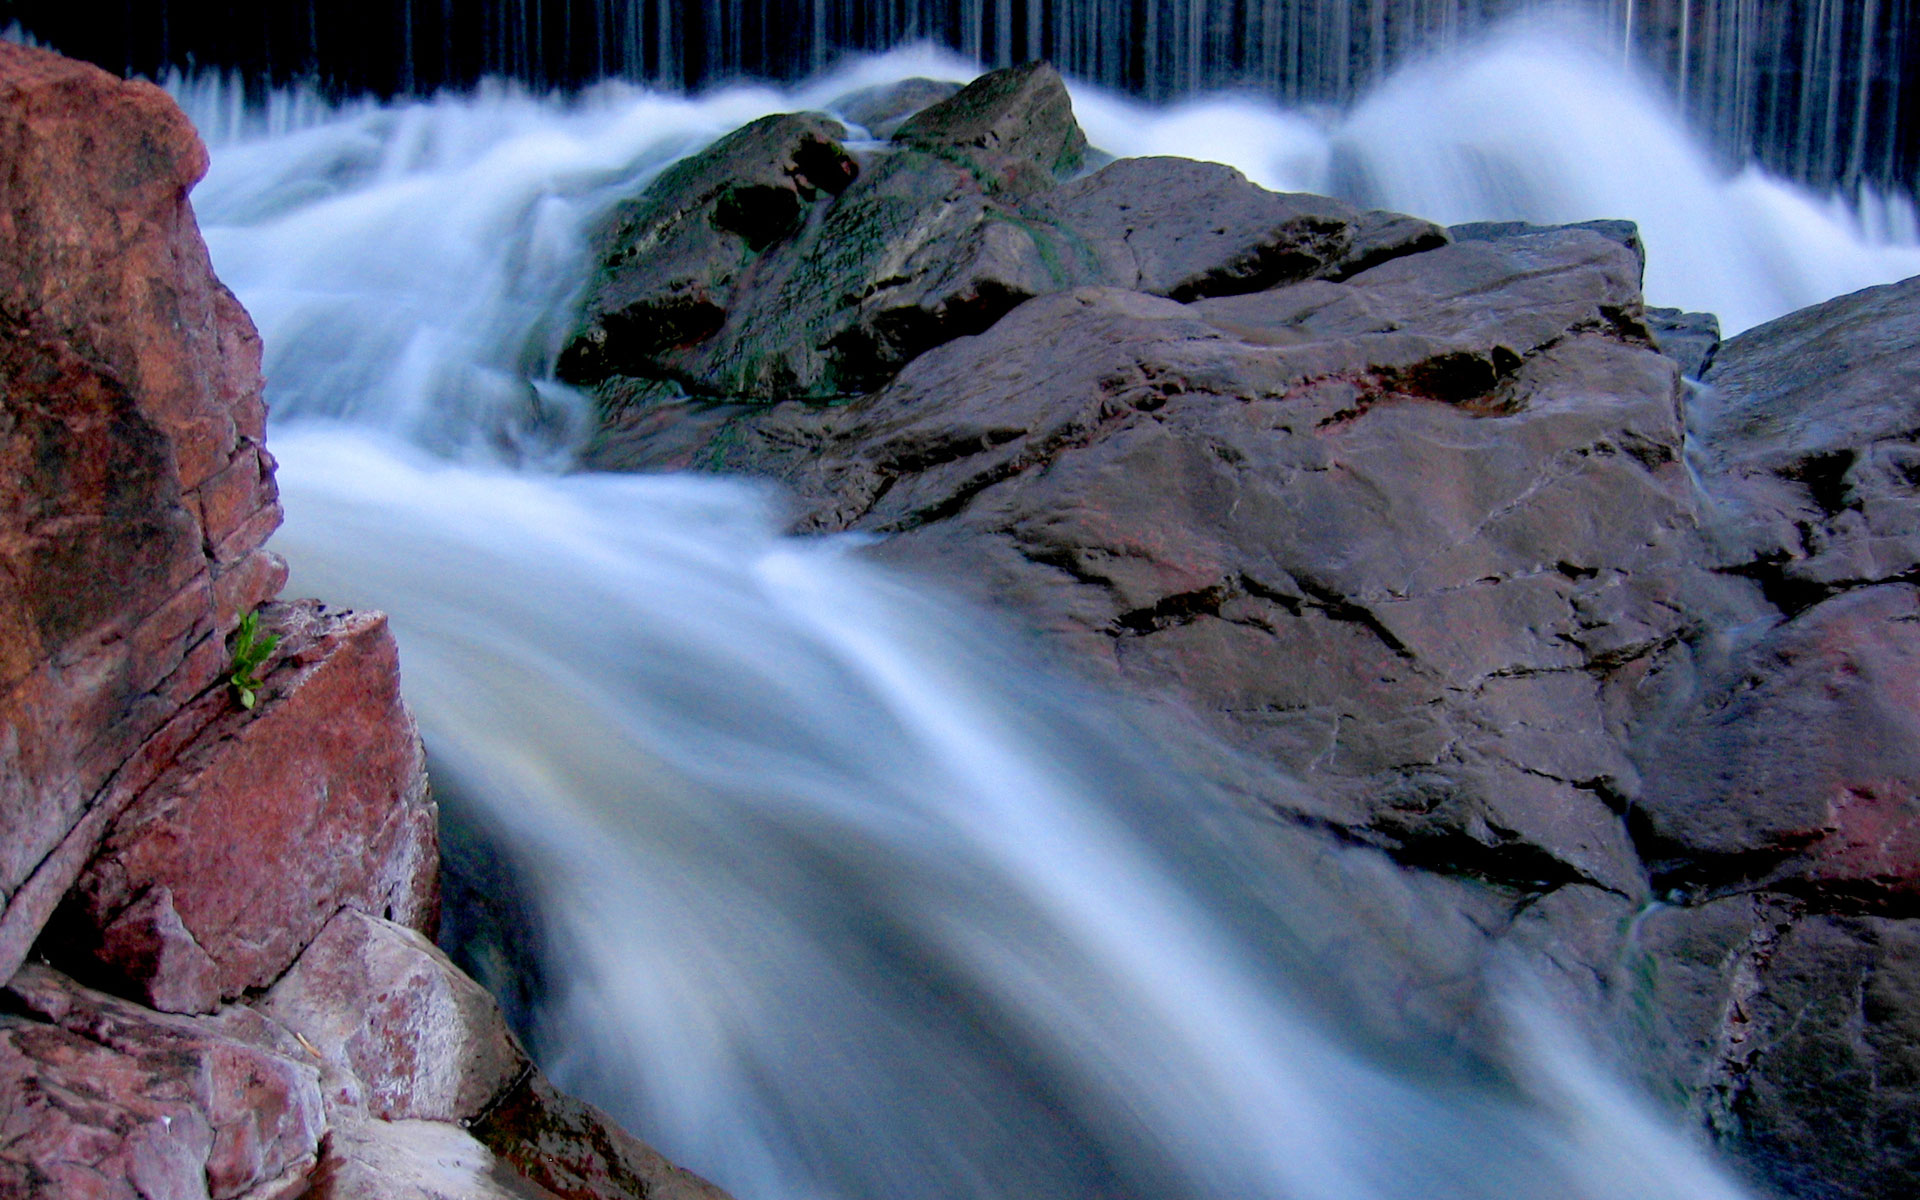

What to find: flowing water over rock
left=161, top=21, right=1917, bottom=1200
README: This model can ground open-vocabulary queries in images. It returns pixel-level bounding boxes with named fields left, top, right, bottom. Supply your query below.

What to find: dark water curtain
left=2, top=0, right=1914, bottom=194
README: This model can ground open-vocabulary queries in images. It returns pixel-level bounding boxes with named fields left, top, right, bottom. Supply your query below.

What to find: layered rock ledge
left=576, top=64, right=1920, bottom=1200
left=0, top=41, right=729, bottom=1200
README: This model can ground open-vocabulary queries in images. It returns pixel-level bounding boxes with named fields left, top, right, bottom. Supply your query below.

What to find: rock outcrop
left=0, top=36, right=285, bottom=991
left=576, top=64, right=1920, bottom=1200
left=561, top=63, right=1444, bottom=407
left=0, top=40, right=732, bottom=1200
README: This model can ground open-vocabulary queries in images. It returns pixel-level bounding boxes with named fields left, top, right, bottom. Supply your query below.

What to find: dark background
left=2, top=0, right=1914, bottom=197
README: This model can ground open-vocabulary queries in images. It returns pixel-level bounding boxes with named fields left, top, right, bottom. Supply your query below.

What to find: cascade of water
left=265, top=421, right=1755, bottom=1200
left=144, top=20, right=1919, bottom=1200
left=7, top=1, right=1917, bottom=199
left=175, top=21, right=1920, bottom=454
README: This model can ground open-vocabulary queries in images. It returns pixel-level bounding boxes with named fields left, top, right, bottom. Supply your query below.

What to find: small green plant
left=227, top=609, right=278, bottom=711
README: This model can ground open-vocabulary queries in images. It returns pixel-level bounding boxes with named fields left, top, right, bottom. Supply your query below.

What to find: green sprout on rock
left=227, top=609, right=278, bottom=711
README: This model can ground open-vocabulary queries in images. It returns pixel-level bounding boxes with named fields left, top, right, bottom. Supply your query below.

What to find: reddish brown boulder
left=0, top=39, right=284, bottom=985
left=0, top=41, right=737, bottom=1200
left=0, top=964, right=325, bottom=1200
left=1637, top=583, right=1920, bottom=906
left=256, top=909, right=526, bottom=1123
left=47, top=600, right=437, bottom=1013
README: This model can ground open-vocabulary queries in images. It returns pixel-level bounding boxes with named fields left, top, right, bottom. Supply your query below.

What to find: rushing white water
left=177, top=25, right=1920, bottom=452
left=164, top=16, right=1904, bottom=1200
left=1070, top=18, right=1920, bottom=334
left=267, top=429, right=1752, bottom=1200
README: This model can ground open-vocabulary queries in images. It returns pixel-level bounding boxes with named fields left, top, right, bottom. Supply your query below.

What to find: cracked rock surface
left=580, top=63, right=1920, bottom=1200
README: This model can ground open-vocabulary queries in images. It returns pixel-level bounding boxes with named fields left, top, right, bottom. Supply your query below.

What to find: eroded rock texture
left=578, top=63, right=1920, bottom=1200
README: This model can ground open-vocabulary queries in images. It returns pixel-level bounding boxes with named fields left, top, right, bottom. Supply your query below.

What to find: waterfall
left=173, top=24, right=1920, bottom=453
left=7, top=0, right=1918, bottom=199
left=119, top=16, right=1911, bottom=1200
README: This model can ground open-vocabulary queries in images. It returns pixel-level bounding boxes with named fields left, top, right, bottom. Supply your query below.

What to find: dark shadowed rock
left=1329, top=208, right=1453, bottom=279
left=1631, top=898, right=1920, bottom=1200
left=558, top=112, right=857, bottom=384
left=1723, top=912, right=1920, bottom=1200
left=1646, top=307, right=1720, bottom=379
left=564, top=64, right=1444, bottom=409
left=471, top=1071, right=732, bottom=1200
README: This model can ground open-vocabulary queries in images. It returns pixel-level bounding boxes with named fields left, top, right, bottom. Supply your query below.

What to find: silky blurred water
left=161, top=16, right=1903, bottom=1200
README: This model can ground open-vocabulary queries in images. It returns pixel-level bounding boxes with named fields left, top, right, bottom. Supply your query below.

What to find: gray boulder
left=1646, top=306, right=1720, bottom=378
left=594, top=228, right=1697, bottom=911
left=557, top=112, right=859, bottom=384
left=577, top=82, right=1920, bottom=1200
left=561, top=62, right=1444, bottom=407
left=1694, top=273, right=1920, bottom=608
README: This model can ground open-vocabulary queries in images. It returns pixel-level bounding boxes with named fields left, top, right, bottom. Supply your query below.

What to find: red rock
left=50, top=600, right=437, bottom=1012
left=91, top=885, right=223, bottom=1015
left=0, top=964, right=324, bottom=1200
left=0, top=40, right=283, bottom=986
left=256, top=909, right=527, bottom=1123
left=1638, top=582, right=1920, bottom=905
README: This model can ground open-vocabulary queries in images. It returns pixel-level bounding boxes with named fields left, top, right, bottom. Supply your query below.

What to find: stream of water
left=149, top=17, right=1920, bottom=1200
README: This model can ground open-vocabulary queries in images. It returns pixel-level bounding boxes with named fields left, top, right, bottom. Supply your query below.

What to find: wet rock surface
left=561, top=62, right=1443, bottom=406
left=581, top=63, right=1920, bottom=1200
left=829, top=77, right=961, bottom=138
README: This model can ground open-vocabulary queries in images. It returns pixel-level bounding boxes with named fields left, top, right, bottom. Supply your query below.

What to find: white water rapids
left=162, top=17, right=1916, bottom=1200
